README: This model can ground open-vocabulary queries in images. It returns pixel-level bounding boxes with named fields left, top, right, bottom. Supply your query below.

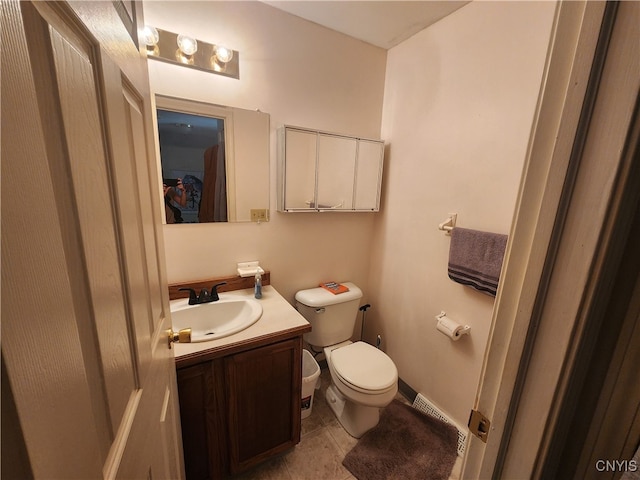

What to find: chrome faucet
left=180, top=282, right=227, bottom=305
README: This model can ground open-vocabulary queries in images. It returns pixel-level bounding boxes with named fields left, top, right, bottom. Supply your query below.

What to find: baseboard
left=397, top=378, right=467, bottom=458
left=398, top=377, right=418, bottom=403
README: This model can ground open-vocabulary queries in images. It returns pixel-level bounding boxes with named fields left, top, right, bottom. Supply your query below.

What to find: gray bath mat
left=342, top=399, right=458, bottom=480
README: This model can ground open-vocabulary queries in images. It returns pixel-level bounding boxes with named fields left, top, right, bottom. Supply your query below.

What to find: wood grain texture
left=50, top=22, right=136, bottom=437
left=225, top=338, right=302, bottom=473
left=225, top=339, right=302, bottom=473
left=173, top=323, right=309, bottom=370
left=176, top=364, right=213, bottom=479
left=1, top=2, right=106, bottom=476
left=3, top=2, right=184, bottom=478
left=176, top=337, right=302, bottom=477
left=112, top=80, right=155, bottom=380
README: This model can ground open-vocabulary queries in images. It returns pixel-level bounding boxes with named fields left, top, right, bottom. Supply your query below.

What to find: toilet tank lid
left=295, top=282, right=363, bottom=307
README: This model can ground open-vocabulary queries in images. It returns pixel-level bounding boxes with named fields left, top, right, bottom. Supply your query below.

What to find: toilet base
left=325, top=384, right=381, bottom=438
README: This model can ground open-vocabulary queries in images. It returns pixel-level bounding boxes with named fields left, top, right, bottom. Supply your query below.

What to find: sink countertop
left=171, top=285, right=310, bottom=362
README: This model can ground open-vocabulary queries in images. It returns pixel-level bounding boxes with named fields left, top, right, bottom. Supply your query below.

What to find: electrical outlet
left=250, top=209, right=269, bottom=222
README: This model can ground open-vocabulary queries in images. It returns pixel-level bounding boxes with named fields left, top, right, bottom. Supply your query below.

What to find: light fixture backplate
left=146, top=28, right=239, bottom=79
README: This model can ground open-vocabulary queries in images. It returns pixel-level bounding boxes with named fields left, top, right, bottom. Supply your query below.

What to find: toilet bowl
left=324, top=341, right=398, bottom=437
left=294, top=282, right=398, bottom=438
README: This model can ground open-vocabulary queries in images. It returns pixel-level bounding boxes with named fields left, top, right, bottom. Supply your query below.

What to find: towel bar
left=438, top=213, right=457, bottom=234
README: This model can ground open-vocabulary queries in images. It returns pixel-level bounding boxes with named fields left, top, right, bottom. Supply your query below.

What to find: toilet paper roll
left=436, top=314, right=469, bottom=341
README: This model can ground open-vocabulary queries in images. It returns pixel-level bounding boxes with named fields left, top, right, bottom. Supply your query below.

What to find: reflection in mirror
left=158, top=109, right=228, bottom=223
left=155, top=95, right=270, bottom=224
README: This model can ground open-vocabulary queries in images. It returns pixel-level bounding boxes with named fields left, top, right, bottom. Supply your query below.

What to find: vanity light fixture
left=177, top=34, right=198, bottom=56
left=142, top=25, right=159, bottom=47
left=211, top=45, right=234, bottom=72
left=213, top=45, right=233, bottom=63
left=141, top=25, right=160, bottom=56
left=143, top=26, right=239, bottom=79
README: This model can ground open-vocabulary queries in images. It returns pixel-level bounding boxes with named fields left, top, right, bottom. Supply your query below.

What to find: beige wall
left=368, top=1, right=556, bottom=427
left=145, top=0, right=556, bottom=427
left=144, top=1, right=387, bottom=303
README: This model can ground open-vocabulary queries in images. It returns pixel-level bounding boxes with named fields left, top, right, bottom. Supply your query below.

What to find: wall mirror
left=156, top=95, right=270, bottom=223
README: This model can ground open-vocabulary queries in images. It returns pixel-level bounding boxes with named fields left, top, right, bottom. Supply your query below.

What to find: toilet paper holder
left=435, top=311, right=471, bottom=340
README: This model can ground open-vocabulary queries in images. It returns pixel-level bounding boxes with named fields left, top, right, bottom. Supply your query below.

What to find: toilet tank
left=295, top=282, right=363, bottom=347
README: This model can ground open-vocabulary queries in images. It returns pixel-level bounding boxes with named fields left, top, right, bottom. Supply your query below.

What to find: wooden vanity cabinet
left=176, top=336, right=303, bottom=479
left=176, top=361, right=227, bottom=479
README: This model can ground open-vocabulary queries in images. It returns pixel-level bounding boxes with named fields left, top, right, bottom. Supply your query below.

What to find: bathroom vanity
left=171, top=285, right=310, bottom=478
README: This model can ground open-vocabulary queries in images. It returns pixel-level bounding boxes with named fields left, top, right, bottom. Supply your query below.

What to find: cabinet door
left=177, top=362, right=227, bottom=479
left=354, top=140, right=384, bottom=211
left=225, top=338, right=302, bottom=474
left=177, top=364, right=213, bottom=479
left=284, top=128, right=317, bottom=210
left=317, top=134, right=357, bottom=210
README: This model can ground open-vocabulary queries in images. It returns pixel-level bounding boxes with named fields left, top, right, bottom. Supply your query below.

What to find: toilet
left=295, top=282, right=398, bottom=438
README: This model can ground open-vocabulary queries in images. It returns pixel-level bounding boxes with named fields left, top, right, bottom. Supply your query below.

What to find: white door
left=2, top=1, right=183, bottom=478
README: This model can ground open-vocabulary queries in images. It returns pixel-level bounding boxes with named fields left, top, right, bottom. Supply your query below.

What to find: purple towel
left=448, top=227, right=508, bottom=297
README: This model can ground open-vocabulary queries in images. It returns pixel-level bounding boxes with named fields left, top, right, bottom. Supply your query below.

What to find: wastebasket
left=301, top=349, right=320, bottom=419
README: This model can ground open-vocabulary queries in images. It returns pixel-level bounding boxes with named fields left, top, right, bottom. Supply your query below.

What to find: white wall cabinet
left=277, top=126, right=384, bottom=212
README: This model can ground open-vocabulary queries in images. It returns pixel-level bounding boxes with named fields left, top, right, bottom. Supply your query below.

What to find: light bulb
left=141, top=25, right=159, bottom=47
left=177, top=34, right=198, bottom=56
left=214, top=45, right=233, bottom=63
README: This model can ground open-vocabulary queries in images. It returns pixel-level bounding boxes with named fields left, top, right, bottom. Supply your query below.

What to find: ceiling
left=263, top=1, right=470, bottom=49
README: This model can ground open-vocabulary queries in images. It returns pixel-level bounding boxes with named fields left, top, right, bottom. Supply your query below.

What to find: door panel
left=2, top=1, right=110, bottom=472
left=105, top=66, right=182, bottom=479
left=2, top=1, right=183, bottom=478
left=122, top=86, right=166, bottom=330
left=49, top=17, right=138, bottom=437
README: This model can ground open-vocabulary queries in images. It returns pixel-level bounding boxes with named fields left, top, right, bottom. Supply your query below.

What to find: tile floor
left=231, top=367, right=462, bottom=480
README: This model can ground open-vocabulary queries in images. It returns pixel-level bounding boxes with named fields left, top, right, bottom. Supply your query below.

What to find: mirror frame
left=153, top=93, right=271, bottom=225
left=156, top=95, right=236, bottom=222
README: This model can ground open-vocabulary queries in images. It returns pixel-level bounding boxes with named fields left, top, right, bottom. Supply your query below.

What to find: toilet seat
left=331, top=341, right=397, bottom=394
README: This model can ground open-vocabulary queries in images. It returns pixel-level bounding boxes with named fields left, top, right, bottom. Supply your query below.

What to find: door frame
left=463, top=0, right=640, bottom=477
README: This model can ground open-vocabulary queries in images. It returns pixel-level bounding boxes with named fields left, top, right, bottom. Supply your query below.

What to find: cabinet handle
left=324, top=201, right=344, bottom=210
left=305, top=200, right=344, bottom=210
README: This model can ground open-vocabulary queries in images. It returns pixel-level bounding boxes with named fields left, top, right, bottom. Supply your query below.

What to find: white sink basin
left=170, top=296, right=263, bottom=342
